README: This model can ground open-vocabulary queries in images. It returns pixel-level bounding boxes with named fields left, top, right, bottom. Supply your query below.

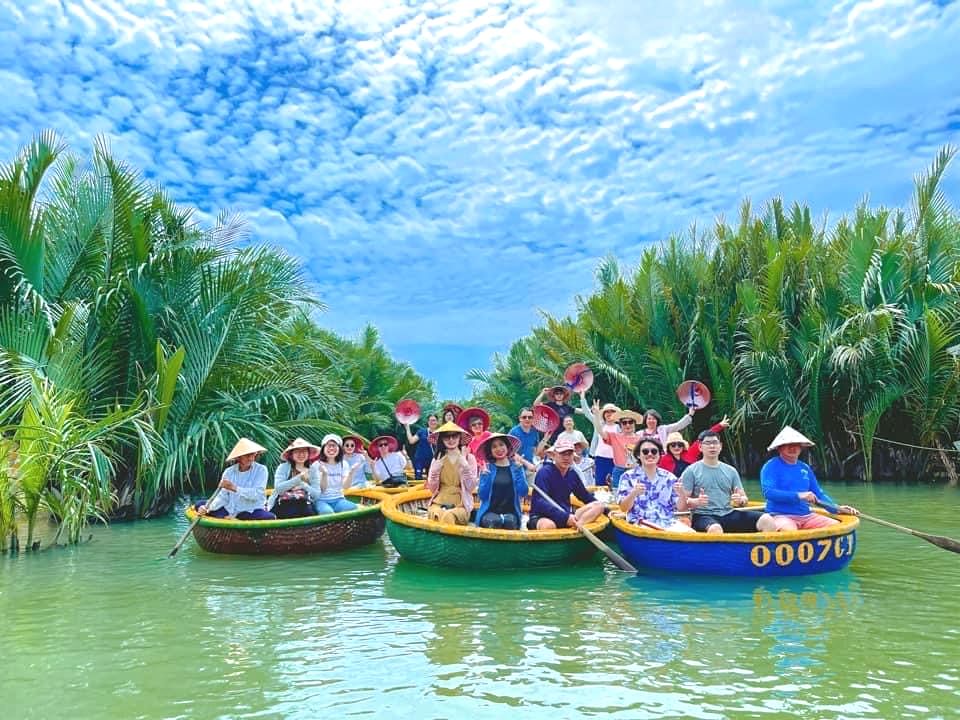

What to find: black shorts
left=527, top=514, right=544, bottom=530
left=692, top=510, right=764, bottom=533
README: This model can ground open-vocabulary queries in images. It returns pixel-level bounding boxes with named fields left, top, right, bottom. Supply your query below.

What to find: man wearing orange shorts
left=761, top=426, right=859, bottom=531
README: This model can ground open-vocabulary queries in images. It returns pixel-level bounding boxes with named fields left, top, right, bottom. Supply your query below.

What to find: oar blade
left=919, top=532, right=960, bottom=554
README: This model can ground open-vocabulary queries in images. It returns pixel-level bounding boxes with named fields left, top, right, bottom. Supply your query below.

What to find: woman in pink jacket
left=425, top=421, right=479, bottom=525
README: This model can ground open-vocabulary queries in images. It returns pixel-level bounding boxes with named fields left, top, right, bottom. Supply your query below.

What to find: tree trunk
left=936, top=439, right=959, bottom=487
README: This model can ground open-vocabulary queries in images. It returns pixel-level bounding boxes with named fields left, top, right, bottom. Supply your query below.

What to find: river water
left=3, top=482, right=959, bottom=719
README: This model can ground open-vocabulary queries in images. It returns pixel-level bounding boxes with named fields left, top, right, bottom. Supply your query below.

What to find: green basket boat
left=382, top=488, right=609, bottom=569
left=185, top=489, right=387, bottom=555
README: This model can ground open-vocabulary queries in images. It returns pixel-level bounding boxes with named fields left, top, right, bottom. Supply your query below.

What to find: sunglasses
left=620, top=419, right=636, bottom=425
left=639, top=448, right=660, bottom=456
left=377, top=442, right=390, bottom=447
left=520, top=415, right=533, bottom=420
left=668, top=442, right=685, bottom=449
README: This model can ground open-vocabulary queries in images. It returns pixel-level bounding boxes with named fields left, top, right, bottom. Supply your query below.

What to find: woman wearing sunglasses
left=590, top=401, right=643, bottom=492
left=369, top=434, right=408, bottom=487
left=659, top=416, right=731, bottom=477
left=617, top=437, right=693, bottom=532
left=425, top=421, right=479, bottom=525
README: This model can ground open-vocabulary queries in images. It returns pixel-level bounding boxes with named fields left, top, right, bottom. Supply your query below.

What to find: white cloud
left=1, top=0, right=959, bottom=395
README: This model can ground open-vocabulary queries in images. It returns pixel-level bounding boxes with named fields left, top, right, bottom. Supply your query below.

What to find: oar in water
left=529, top=483, right=636, bottom=572
left=818, top=501, right=960, bottom=555
left=168, top=490, right=219, bottom=558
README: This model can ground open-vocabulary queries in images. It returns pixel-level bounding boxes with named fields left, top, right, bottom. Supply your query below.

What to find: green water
left=2, top=483, right=959, bottom=719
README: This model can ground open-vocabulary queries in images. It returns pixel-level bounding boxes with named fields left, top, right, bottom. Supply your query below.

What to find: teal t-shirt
left=680, top=461, right=743, bottom=517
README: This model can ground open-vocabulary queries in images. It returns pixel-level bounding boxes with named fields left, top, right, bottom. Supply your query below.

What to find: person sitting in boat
left=533, top=385, right=575, bottom=443
left=578, top=393, right=620, bottom=487
left=617, top=437, right=693, bottom=532
left=590, top=402, right=642, bottom=492
left=196, top=438, right=276, bottom=520
left=638, top=406, right=696, bottom=447
left=425, top=421, right=479, bottom=525
left=761, top=426, right=860, bottom=531
left=528, top=438, right=605, bottom=530
left=342, top=435, right=371, bottom=488
left=476, top=433, right=529, bottom=530
left=659, top=416, right=731, bottom=477
left=403, top=414, right=439, bottom=481
left=268, top=438, right=321, bottom=519
left=680, top=430, right=777, bottom=534
left=314, top=434, right=360, bottom=514
left=368, top=434, right=408, bottom=487
left=459, top=406, right=492, bottom=460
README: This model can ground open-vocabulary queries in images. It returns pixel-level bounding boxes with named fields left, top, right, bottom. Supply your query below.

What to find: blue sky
left=2, top=0, right=959, bottom=398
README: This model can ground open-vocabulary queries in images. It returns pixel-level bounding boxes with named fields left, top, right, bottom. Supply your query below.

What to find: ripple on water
left=4, top=486, right=960, bottom=718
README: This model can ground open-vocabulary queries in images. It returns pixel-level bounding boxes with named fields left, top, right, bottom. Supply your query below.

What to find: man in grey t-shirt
left=680, top=430, right=776, bottom=534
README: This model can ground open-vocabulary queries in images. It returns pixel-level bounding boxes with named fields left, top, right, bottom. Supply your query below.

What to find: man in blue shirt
left=509, top=407, right=544, bottom=472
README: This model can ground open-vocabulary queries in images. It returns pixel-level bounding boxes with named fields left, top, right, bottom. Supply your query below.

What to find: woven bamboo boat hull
left=186, top=489, right=387, bottom=555
left=382, top=489, right=608, bottom=569
left=612, top=511, right=859, bottom=577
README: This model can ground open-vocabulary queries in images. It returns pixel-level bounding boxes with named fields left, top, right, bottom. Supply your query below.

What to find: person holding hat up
left=369, top=433, right=408, bottom=487
left=638, top=406, right=696, bottom=447
left=534, top=385, right=575, bottom=444
left=403, top=414, right=439, bottom=481
left=425, top=421, right=479, bottom=525
left=528, top=438, right=605, bottom=531
left=476, top=433, right=529, bottom=530
left=268, top=438, right=321, bottom=518
left=196, top=438, right=275, bottom=520
left=761, top=426, right=859, bottom=531
left=314, top=434, right=360, bottom=514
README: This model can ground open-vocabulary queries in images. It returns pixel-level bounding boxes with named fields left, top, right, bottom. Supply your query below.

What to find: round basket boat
left=185, top=488, right=388, bottom=555
left=382, top=488, right=609, bottom=570
left=612, top=508, right=859, bottom=577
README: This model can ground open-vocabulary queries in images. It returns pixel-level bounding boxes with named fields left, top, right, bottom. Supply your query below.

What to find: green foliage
left=0, top=132, right=436, bottom=549
left=471, top=147, right=960, bottom=482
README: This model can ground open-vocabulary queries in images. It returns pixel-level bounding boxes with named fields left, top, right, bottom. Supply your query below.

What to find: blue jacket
left=530, top=463, right=596, bottom=528
left=761, top=456, right=837, bottom=515
left=477, top=462, right=528, bottom=521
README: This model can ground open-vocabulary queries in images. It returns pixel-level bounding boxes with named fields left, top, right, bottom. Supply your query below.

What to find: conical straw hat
left=767, top=425, right=815, bottom=451
left=280, top=437, right=320, bottom=461
left=429, top=421, right=472, bottom=446
left=227, top=437, right=267, bottom=461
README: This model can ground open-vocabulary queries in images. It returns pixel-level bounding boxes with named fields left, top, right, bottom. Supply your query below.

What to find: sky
left=2, top=0, right=959, bottom=398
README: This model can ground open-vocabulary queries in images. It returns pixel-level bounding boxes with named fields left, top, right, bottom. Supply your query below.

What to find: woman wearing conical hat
left=425, top=421, right=478, bottom=525
left=268, top=438, right=321, bottom=519
left=761, top=426, right=859, bottom=531
left=196, top=438, right=276, bottom=520
left=475, top=433, right=528, bottom=530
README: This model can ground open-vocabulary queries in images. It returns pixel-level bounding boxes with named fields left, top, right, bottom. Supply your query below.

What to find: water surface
left=3, top=483, right=959, bottom=719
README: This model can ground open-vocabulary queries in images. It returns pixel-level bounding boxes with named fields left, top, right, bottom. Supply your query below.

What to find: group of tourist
left=196, top=384, right=859, bottom=536
left=195, top=430, right=411, bottom=520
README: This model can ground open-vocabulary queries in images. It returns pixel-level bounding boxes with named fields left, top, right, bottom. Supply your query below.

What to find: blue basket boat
left=611, top=509, right=859, bottom=577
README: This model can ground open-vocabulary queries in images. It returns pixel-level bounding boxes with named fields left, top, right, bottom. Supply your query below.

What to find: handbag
left=379, top=456, right=408, bottom=487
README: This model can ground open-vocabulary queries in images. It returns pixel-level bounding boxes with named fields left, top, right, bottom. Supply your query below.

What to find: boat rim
left=611, top=510, right=859, bottom=543
left=382, top=488, right=609, bottom=542
left=184, top=488, right=386, bottom=530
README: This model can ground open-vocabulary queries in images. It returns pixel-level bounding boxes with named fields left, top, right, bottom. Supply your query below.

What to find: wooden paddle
left=168, top=490, right=219, bottom=558
left=530, top=482, right=636, bottom=572
left=818, top=501, right=960, bottom=554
